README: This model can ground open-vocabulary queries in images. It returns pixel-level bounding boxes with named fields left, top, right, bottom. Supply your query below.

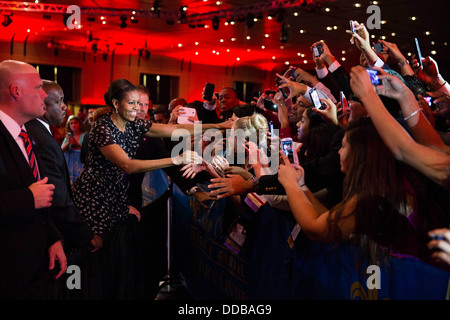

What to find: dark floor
left=155, top=275, right=193, bottom=300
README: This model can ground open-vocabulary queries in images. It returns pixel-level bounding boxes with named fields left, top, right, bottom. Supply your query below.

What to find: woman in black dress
left=71, top=79, right=230, bottom=298
left=73, top=79, right=230, bottom=235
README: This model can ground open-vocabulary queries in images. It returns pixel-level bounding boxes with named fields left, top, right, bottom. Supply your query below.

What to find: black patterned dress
left=72, top=113, right=152, bottom=235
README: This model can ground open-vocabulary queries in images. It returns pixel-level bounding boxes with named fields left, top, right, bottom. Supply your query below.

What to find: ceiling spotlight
left=2, top=14, right=12, bottom=27
left=212, top=16, right=220, bottom=31
left=120, top=15, right=127, bottom=28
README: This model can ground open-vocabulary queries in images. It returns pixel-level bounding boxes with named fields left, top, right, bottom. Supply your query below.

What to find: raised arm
left=349, top=66, right=450, bottom=188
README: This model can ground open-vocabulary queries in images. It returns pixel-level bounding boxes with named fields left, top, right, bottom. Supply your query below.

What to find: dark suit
left=25, top=119, right=93, bottom=250
left=0, top=120, right=63, bottom=299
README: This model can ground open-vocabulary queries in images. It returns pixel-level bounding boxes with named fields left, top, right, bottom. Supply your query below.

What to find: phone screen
left=374, top=43, right=384, bottom=54
left=281, top=139, right=294, bottom=163
left=340, top=91, right=349, bottom=112
left=309, top=88, right=322, bottom=110
left=366, top=69, right=382, bottom=86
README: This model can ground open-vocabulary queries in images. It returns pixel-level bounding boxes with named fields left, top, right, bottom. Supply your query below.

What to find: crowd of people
left=0, top=20, right=449, bottom=300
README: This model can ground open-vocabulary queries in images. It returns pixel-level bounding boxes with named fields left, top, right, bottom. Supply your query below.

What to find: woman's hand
left=212, top=155, right=230, bottom=177
left=277, top=152, right=304, bottom=188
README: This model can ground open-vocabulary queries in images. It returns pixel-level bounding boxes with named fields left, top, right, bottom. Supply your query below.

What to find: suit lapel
left=0, top=120, right=36, bottom=184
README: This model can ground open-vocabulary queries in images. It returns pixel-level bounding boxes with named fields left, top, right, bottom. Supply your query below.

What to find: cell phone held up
left=275, top=78, right=288, bottom=99
left=281, top=137, right=295, bottom=163
left=309, top=87, right=325, bottom=110
left=203, top=82, right=215, bottom=101
left=313, top=43, right=324, bottom=57
left=366, top=69, right=383, bottom=87
left=350, top=20, right=356, bottom=33
left=414, top=37, right=424, bottom=68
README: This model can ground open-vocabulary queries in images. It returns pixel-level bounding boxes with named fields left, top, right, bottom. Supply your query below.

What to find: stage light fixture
left=212, top=16, right=220, bottom=30
left=120, top=15, right=127, bottom=28
left=246, top=13, right=254, bottom=29
left=145, top=50, right=151, bottom=60
left=2, top=13, right=12, bottom=27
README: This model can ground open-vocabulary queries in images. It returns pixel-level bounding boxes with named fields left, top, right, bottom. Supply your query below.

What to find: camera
left=313, top=43, right=324, bottom=57
left=340, top=91, right=349, bottom=113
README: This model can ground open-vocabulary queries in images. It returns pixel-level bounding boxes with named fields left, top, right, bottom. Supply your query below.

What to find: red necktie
left=19, top=129, right=40, bottom=181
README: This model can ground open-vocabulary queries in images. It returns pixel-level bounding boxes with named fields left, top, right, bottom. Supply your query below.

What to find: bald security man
left=0, top=60, right=67, bottom=299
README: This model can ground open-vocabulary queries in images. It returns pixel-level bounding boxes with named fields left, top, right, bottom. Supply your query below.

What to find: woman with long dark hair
left=278, top=117, right=448, bottom=265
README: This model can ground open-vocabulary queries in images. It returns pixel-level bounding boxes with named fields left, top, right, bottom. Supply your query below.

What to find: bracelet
left=403, top=108, right=422, bottom=121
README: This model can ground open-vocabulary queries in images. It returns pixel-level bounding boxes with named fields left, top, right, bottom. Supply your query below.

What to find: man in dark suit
left=0, top=60, right=67, bottom=299
left=25, top=80, right=101, bottom=253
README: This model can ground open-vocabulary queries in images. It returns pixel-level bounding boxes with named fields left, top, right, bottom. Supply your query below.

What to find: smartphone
left=264, top=99, right=277, bottom=112
left=269, top=121, right=274, bottom=137
left=374, top=42, right=384, bottom=54
left=265, top=90, right=277, bottom=95
left=350, top=20, right=356, bottom=33
left=313, top=43, right=323, bottom=57
left=309, top=87, right=324, bottom=110
left=281, top=137, right=294, bottom=163
left=177, top=107, right=197, bottom=124
left=252, top=91, right=261, bottom=99
left=203, top=82, right=215, bottom=101
left=275, top=78, right=288, bottom=99
left=414, top=37, right=423, bottom=68
left=366, top=69, right=382, bottom=86
left=290, top=68, right=297, bottom=80
left=340, top=91, right=349, bottom=113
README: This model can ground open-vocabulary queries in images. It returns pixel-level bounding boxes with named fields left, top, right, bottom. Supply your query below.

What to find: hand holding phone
left=281, top=137, right=295, bottom=164
left=309, top=87, right=325, bottom=110
left=313, top=43, right=324, bottom=57
left=177, top=107, right=197, bottom=124
left=276, top=78, right=288, bottom=99
left=366, top=69, right=382, bottom=86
